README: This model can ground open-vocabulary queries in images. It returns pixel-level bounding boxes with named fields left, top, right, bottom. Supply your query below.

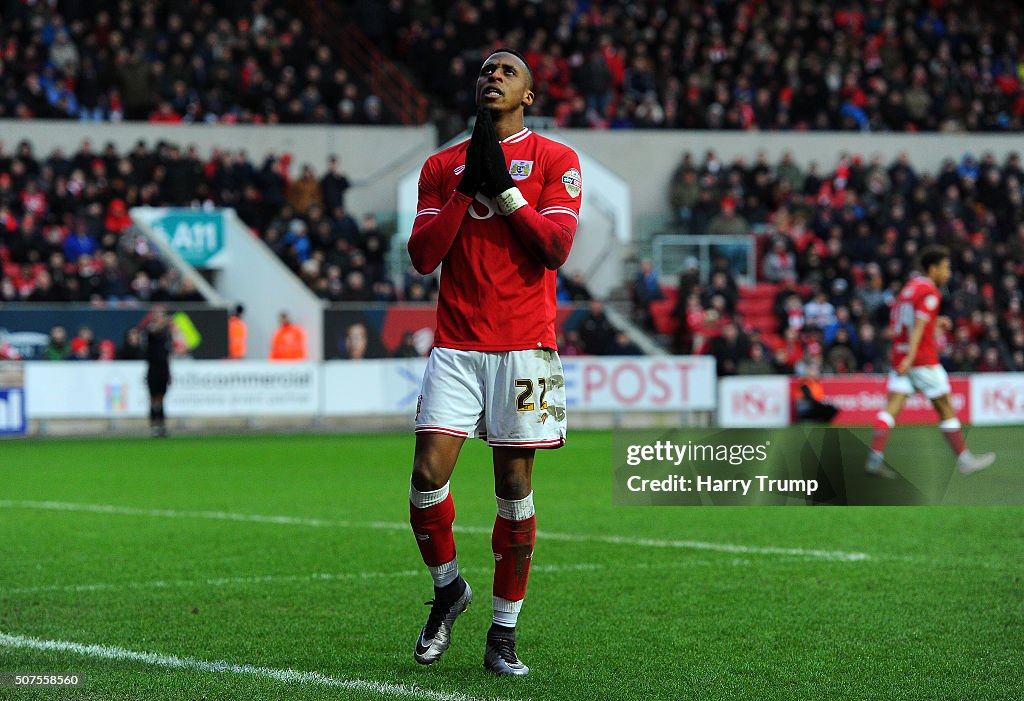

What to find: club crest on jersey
left=509, top=160, right=533, bottom=180
left=562, top=168, right=582, bottom=198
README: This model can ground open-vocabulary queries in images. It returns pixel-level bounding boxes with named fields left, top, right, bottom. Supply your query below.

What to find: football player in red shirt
left=865, top=245, right=994, bottom=478
left=405, top=48, right=582, bottom=676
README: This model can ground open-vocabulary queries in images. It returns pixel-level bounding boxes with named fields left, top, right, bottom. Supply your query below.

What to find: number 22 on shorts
left=514, top=378, right=548, bottom=412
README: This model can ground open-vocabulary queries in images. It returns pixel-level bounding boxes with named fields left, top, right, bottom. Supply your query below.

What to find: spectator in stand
left=854, top=323, right=886, bottom=373
left=669, top=170, right=700, bottom=231
left=280, top=219, right=313, bottom=268
left=559, top=329, right=586, bottom=356
left=738, top=344, right=775, bottom=375
left=360, top=213, right=390, bottom=284
left=117, top=327, right=144, bottom=360
left=104, top=199, right=133, bottom=234
left=287, top=164, right=324, bottom=215
left=709, top=322, right=750, bottom=377
left=701, top=272, right=738, bottom=317
left=63, top=218, right=97, bottom=262
left=578, top=300, right=615, bottom=355
left=770, top=347, right=795, bottom=375
left=857, top=264, right=892, bottom=325
left=782, top=292, right=806, bottom=331
left=72, top=326, right=97, bottom=359
left=44, top=326, right=71, bottom=360
left=825, top=328, right=858, bottom=373
left=673, top=292, right=706, bottom=354
left=706, top=197, right=749, bottom=238
left=609, top=331, right=643, bottom=356
left=321, top=156, right=351, bottom=212
left=803, top=290, right=837, bottom=332
left=341, top=270, right=374, bottom=302
left=762, top=238, right=797, bottom=283
left=26, top=270, right=61, bottom=302
left=823, top=307, right=858, bottom=347
left=69, top=337, right=92, bottom=360
left=97, top=339, right=117, bottom=360
left=631, top=259, right=663, bottom=331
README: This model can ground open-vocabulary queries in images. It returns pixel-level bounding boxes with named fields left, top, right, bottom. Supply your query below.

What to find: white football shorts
left=415, top=347, right=567, bottom=448
left=887, top=365, right=951, bottom=399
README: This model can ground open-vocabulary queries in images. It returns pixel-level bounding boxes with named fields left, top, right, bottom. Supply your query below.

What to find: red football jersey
left=413, top=128, right=582, bottom=351
left=890, top=275, right=942, bottom=367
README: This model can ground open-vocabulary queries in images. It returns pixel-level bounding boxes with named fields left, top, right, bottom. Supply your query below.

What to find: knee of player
left=495, top=471, right=532, bottom=500
left=411, top=462, right=448, bottom=492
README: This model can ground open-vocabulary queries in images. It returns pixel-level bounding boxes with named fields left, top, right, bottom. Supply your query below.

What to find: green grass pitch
left=0, top=429, right=1021, bottom=700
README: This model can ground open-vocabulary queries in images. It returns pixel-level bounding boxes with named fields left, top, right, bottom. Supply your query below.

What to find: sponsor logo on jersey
left=509, top=160, right=533, bottom=180
left=454, top=164, right=466, bottom=175
left=562, top=168, right=582, bottom=198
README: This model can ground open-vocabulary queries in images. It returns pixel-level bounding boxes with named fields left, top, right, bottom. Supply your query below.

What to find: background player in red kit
left=405, top=48, right=582, bottom=676
left=865, top=245, right=994, bottom=478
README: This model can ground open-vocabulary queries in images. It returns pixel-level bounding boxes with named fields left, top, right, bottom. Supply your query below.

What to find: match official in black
left=142, top=306, right=172, bottom=437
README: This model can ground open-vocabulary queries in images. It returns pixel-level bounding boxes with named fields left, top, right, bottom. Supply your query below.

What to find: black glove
left=479, top=109, right=514, bottom=197
left=456, top=109, right=486, bottom=197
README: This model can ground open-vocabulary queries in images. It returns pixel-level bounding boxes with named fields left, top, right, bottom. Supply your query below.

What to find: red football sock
left=939, top=418, right=966, bottom=456
left=492, top=493, right=536, bottom=620
left=870, top=411, right=895, bottom=455
left=410, top=483, right=457, bottom=579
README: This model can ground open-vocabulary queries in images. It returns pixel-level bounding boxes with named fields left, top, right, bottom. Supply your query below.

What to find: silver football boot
left=413, top=579, right=472, bottom=665
left=483, top=629, right=529, bottom=676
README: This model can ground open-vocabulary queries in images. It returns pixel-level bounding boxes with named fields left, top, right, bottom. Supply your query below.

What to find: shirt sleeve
left=504, top=147, right=582, bottom=270
left=536, top=147, right=582, bottom=229
left=407, top=155, right=472, bottom=274
left=914, top=287, right=940, bottom=321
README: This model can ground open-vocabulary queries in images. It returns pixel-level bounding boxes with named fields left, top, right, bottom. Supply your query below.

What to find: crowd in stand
left=3, top=1, right=1021, bottom=131
left=372, top=0, right=1024, bottom=131
left=4, top=135, right=1022, bottom=372
left=31, top=322, right=142, bottom=361
left=0, top=137, right=206, bottom=304
left=0, top=0, right=387, bottom=124
left=659, top=148, right=1024, bottom=375
left=0, top=137, right=406, bottom=305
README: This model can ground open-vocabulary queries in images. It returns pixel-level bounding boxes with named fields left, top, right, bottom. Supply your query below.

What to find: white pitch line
left=0, top=499, right=407, bottom=531
left=0, top=499, right=869, bottom=562
left=5, top=569, right=425, bottom=595
left=0, top=631, right=516, bottom=701
left=7, top=563, right=606, bottom=595
left=538, top=532, right=869, bottom=562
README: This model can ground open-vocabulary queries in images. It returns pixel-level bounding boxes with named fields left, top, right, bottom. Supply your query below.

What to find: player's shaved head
left=484, top=48, right=533, bottom=90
